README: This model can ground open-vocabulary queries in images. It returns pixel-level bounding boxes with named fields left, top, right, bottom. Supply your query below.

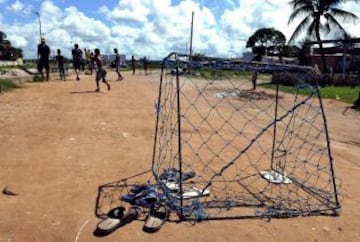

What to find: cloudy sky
left=0, top=0, right=359, bottom=60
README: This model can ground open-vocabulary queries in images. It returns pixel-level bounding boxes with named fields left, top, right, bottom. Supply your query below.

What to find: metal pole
left=38, top=13, right=42, bottom=40
left=33, top=11, right=42, bottom=41
left=270, top=79, right=280, bottom=170
left=189, top=11, right=194, bottom=61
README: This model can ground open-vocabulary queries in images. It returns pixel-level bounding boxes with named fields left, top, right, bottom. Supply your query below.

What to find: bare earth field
left=0, top=70, right=359, bottom=242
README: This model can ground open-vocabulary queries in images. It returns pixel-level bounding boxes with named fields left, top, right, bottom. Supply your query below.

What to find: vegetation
left=0, top=31, right=23, bottom=60
left=260, top=82, right=360, bottom=104
left=246, top=28, right=286, bottom=61
left=0, top=78, right=20, bottom=91
left=287, top=0, right=360, bottom=73
left=191, top=68, right=250, bottom=79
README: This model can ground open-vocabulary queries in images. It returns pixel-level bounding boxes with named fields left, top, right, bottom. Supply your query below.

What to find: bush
left=0, top=78, right=20, bottom=91
left=32, top=75, right=45, bottom=82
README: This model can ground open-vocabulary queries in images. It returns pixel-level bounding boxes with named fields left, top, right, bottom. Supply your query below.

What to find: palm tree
left=288, top=0, right=359, bottom=73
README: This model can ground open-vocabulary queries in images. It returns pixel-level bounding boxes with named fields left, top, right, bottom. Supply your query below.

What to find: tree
left=0, top=30, right=23, bottom=60
left=288, top=0, right=360, bottom=73
left=281, top=45, right=301, bottom=58
left=246, top=27, right=286, bottom=62
left=0, top=31, right=6, bottom=42
left=191, top=53, right=206, bottom=61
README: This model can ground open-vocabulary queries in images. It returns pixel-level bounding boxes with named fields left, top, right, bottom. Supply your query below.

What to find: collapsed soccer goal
left=151, top=52, right=341, bottom=221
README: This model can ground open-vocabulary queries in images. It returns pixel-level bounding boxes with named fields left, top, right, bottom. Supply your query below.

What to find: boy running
left=94, top=48, right=111, bottom=92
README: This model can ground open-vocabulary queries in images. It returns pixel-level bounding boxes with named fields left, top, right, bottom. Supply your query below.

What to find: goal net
left=151, top=52, right=341, bottom=220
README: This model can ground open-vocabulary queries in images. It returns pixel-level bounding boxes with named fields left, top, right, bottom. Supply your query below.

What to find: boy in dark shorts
left=94, top=48, right=110, bottom=92
left=131, top=55, right=136, bottom=75
left=56, top=49, right=65, bottom=81
left=72, top=43, right=82, bottom=81
left=37, top=36, right=50, bottom=81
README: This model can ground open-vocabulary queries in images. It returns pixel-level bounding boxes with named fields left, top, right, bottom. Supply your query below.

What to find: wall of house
left=308, top=55, right=351, bottom=73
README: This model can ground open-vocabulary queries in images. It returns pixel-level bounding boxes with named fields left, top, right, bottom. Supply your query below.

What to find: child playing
left=113, top=48, right=124, bottom=81
left=56, top=49, right=65, bottom=81
left=94, top=48, right=111, bottom=92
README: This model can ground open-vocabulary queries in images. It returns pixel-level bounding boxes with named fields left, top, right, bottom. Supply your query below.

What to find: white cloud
left=7, top=0, right=25, bottom=12
left=104, top=0, right=151, bottom=24
left=98, top=5, right=110, bottom=15
left=0, top=0, right=7, bottom=4
left=2, top=0, right=359, bottom=60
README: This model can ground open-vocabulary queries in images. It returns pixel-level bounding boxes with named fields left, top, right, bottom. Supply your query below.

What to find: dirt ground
left=0, top=69, right=359, bottom=242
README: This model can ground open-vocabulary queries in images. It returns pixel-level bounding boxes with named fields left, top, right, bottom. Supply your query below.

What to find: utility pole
left=32, top=11, right=42, bottom=42
left=25, top=9, right=42, bottom=42
left=189, top=11, right=194, bottom=61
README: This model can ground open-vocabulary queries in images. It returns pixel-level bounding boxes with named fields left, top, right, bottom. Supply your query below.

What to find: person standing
left=142, top=56, right=148, bottom=75
left=113, top=48, right=123, bottom=81
left=89, top=51, right=94, bottom=75
left=251, top=70, right=258, bottom=90
left=94, top=48, right=110, bottom=92
left=84, top=48, right=92, bottom=73
left=56, top=49, right=65, bottom=81
left=131, top=55, right=136, bottom=75
left=71, top=43, right=82, bottom=81
left=37, top=36, right=50, bottom=81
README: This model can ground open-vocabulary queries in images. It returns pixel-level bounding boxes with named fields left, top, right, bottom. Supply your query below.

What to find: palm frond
left=321, top=19, right=331, bottom=35
left=329, top=7, right=360, bottom=23
left=334, top=0, right=360, bottom=4
left=320, top=0, right=358, bottom=8
left=288, top=5, right=314, bottom=24
left=288, top=15, right=314, bottom=44
left=288, top=0, right=308, bottom=8
left=306, top=20, right=317, bottom=39
left=325, top=13, right=348, bottom=36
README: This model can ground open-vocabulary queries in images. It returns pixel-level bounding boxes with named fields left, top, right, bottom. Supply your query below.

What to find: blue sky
left=1, top=0, right=359, bottom=60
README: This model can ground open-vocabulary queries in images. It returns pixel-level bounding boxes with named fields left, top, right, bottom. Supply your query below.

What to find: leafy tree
left=191, top=53, right=206, bottom=61
left=246, top=27, right=286, bottom=61
left=288, top=0, right=359, bottom=73
left=281, top=45, right=301, bottom=58
left=0, top=30, right=23, bottom=60
left=0, top=31, right=6, bottom=42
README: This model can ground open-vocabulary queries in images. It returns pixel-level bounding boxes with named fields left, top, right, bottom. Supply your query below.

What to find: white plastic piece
left=177, top=186, right=210, bottom=199
left=260, top=170, right=292, bottom=184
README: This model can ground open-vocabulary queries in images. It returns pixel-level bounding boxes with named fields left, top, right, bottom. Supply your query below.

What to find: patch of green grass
left=0, top=79, right=20, bottom=91
left=260, top=83, right=360, bottom=104
left=319, top=85, right=360, bottom=103
left=193, top=69, right=252, bottom=79
left=32, top=75, right=45, bottom=82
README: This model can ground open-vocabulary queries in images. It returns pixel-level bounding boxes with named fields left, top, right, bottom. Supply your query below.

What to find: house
left=305, top=38, right=360, bottom=74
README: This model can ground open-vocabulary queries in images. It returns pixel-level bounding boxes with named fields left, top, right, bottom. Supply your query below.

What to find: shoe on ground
left=143, top=203, right=169, bottom=233
left=94, top=206, right=141, bottom=237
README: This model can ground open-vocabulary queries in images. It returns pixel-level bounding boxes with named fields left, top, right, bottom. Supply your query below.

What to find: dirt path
left=0, top=70, right=359, bottom=242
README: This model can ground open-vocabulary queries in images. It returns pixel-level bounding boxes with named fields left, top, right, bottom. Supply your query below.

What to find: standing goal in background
left=151, top=52, right=341, bottom=221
